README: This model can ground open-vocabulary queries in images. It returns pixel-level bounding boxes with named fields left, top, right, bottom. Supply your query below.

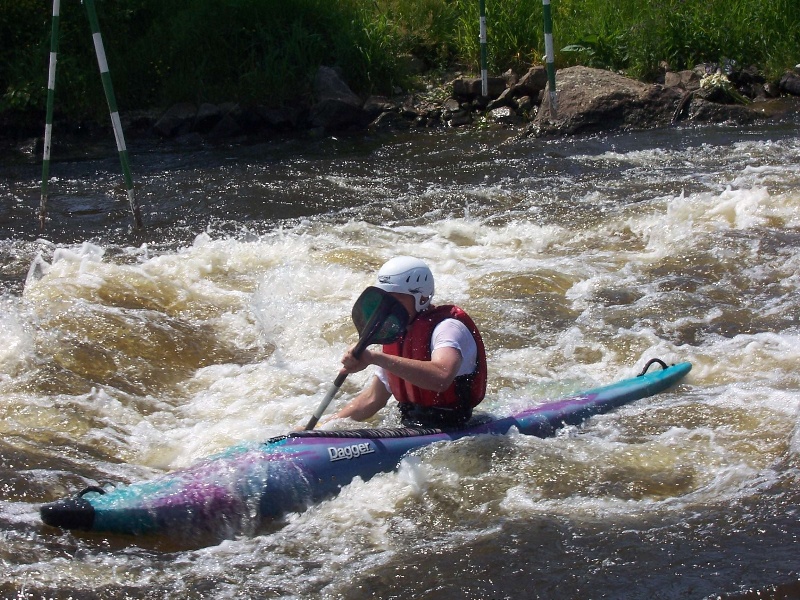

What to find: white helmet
left=375, top=256, right=434, bottom=312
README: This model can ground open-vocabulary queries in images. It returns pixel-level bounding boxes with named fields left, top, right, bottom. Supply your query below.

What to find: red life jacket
left=382, top=305, right=487, bottom=410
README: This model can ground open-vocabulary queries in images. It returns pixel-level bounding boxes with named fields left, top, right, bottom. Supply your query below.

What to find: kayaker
left=329, top=256, right=487, bottom=427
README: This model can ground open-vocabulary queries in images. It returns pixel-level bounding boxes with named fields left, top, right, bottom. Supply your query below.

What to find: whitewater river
left=1, top=111, right=799, bottom=599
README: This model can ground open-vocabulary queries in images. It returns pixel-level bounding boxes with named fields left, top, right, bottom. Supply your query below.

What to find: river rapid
left=1, top=114, right=799, bottom=599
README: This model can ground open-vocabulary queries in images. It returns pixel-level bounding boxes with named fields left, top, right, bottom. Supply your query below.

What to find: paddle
left=303, top=286, right=408, bottom=430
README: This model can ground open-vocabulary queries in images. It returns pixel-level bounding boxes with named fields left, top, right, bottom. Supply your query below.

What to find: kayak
left=40, top=360, right=691, bottom=540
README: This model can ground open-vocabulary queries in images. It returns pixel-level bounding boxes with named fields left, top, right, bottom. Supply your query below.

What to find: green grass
left=554, top=0, right=800, bottom=79
left=1, top=0, right=797, bottom=123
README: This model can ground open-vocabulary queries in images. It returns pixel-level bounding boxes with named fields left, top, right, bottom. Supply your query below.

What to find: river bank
left=3, top=62, right=800, bottom=166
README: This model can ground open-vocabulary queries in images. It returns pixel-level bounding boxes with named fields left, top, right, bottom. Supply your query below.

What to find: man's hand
left=341, top=345, right=375, bottom=374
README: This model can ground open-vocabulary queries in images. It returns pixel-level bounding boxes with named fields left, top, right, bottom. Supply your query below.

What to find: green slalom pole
left=542, top=0, right=557, bottom=116
left=84, top=0, right=143, bottom=230
left=479, top=0, right=488, bottom=97
left=39, top=0, right=61, bottom=231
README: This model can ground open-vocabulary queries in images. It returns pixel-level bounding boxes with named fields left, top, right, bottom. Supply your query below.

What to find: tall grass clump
left=451, top=0, right=547, bottom=72
left=0, top=0, right=106, bottom=119
left=0, top=0, right=408, bottom=120
left=555, top=0, right=641, bottom=72
left=0, top=0, right=49, bottom=113
left=130, top=0, right=405, bottom=107
left=553, top=0, right=800, bottom=80
left=372, top=0, right=462, bottom=71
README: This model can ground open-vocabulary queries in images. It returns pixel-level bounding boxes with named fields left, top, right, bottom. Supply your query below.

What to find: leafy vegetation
left=0, top=0, right=797, bottom=123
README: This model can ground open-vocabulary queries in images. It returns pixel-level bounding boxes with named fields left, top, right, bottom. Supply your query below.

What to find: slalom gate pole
left=39, top=0, right=61, bottom=231
left=83, top=0, right=143, bottom=230
left=479, top=0, right=488, bottom=97
left=542, top=0, right=557, bottom=116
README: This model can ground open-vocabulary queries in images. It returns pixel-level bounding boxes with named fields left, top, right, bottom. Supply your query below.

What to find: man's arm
left=341, top=346, right=463, bottom=393
left=329, top=375, right=392, bottom=422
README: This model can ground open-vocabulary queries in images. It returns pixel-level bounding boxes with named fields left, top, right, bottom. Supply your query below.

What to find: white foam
left=0, top=301, right=33, bottom=379
left=4, top=121, right=800, bottom=600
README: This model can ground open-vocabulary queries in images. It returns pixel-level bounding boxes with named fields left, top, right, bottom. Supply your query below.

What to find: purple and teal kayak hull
left=40, top=361, right=691, bottom=539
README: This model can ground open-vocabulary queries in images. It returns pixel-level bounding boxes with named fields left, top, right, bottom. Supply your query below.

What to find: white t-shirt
left=375, top=318, right=478, bottom=392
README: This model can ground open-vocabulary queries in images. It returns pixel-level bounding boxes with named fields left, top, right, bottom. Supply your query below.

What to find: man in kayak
left=330, top=256, right=487, bottom=427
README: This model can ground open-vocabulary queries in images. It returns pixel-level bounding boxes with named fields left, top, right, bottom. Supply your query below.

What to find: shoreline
left=3, top=64, right=799, bottom=166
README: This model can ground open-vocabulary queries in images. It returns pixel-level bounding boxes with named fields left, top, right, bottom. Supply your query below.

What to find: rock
left=511, top=66, right=548, bottom=98
left=532, top=66, right=682, bottom=136
left=194, top=103, right=222, bottom=133
left=452, top=76, right=507, bottom=100
left=516, top=95, right=534, bottom=114
left=208, top=113, right=243, bottom=140
left=488, top=106, right=521, bottom=125
left=309, top=66, right=365, bottom=131
left=369, top=110, right=405, bottom=131
left=314, top=66, right=361, bottom=105
left=779, top=71, right=800, bottom=96
left=310, top=99, right=366, bottom=131
left=448, top=110, right=472, bottom=127
left=236, top=105, right=269, bottom=133
left=441, top=96, right=472, bottom=127
left=730, top=65, right=765, bottom=88
left=486, top=87, right=517, bottom=111
left=363, top=96, right=396, bottom=118
left=664, top=70, right=701, bottom=91
left=502, top=69, right=519, bottom=87
left=153, top=103, right=197, bottom=138
left=686, top=98, right=760, bottom=124
left=764, top=81, right=781, bottom=98
left=121, top=110, right=159, bottom=137
left=260, top=107, right=301, bottom=131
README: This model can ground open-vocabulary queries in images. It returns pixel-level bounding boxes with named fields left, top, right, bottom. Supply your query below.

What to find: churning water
left=1, top=112, right=799, bottom=599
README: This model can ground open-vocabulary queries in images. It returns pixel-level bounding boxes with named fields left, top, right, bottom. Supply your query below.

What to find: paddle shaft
left=303, top=311, right=382, bottom=430
left=304, top=373, right=347, bottom=431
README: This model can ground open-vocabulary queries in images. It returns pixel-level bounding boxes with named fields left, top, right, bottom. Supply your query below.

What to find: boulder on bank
left=531, top=66, right=682, bottom=136
left=512, top=66, right=548, bottom=100
left=153, top=103, right=197, bottom=138
left=528, top=65, right=774, bottom=136
left=193, top=103, right=222, bottom=133
left=780, top=70, right=800, bottom=96
left=684, top=98, right=760, bottom=124
left=309, top=66, right=366, bottom=132
left=664, top=70, right=702, bottom=92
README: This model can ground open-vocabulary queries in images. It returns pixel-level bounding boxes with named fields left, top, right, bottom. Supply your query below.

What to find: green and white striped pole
left=39, top=0, right=60, bottom=231
left=479, top=0, right=488, bottom=97
left=542, top=0, right=557, bottom=116
left=84, top=0, right=143, bottom=230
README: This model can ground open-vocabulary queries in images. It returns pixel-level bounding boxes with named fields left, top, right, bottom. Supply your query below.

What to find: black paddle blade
left=352, top=286, right=408, bottom=345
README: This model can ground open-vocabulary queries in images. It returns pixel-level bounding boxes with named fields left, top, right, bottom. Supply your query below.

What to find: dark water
left=1, top=114, right=799, bottom=599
